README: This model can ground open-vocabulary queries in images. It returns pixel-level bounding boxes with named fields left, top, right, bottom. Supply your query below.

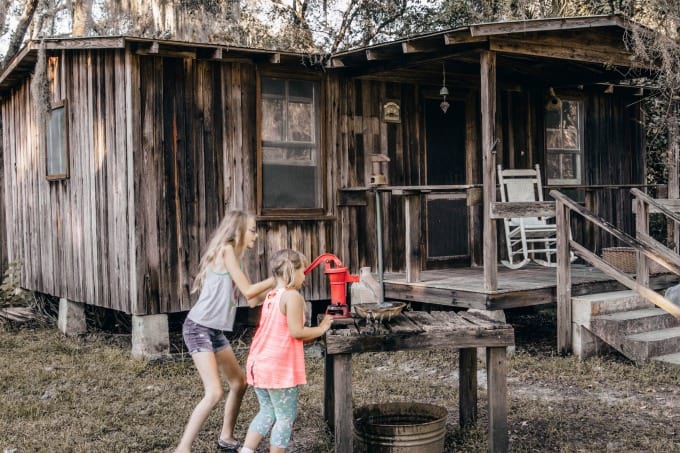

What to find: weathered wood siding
left=0, top=113, right=6, bottom=278
left=583, top=91, right=644, bottom=248
left=1, top=49, right=133, bottom=310
left=332, top=76, right=427, bottom=274
left=134, top=56, right=333, bottom=315
left=2, top=47, right=337, bottom=315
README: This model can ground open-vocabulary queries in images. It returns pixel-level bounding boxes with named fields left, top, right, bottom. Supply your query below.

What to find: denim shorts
left=183, top=318, right=230, bottom=355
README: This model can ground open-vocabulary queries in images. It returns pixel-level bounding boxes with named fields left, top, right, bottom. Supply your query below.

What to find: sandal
left=216, top=438, right=242, bottom=452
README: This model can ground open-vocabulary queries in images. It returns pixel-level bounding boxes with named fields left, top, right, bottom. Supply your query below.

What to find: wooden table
left=323, top=310, right=514, bottom=452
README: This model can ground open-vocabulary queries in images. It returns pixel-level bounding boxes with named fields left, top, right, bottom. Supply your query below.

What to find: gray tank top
left=187, top=270, right=238, bottom=331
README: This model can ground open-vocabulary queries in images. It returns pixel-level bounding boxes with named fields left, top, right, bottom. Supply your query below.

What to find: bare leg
left=216, top=346, right=247, bottom=444
left=175, top=351, right=223, bottom=453
left=242, top=430, right=265, bottom=451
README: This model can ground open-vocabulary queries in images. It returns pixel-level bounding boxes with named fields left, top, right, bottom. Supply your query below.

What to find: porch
left=384, top=264, right=680, bottom=311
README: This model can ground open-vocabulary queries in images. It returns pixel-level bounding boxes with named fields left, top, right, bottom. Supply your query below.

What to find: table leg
left=324, top=351, right=335, bottom=429
left=459, top=347, right=477, bottom=427
left=333, top=354, right=352, bottom=453
left=486, top=347, right=508, bottom=453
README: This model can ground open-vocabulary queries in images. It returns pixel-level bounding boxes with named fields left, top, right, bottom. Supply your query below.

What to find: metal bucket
left=353, top=402, right=447, bottom=453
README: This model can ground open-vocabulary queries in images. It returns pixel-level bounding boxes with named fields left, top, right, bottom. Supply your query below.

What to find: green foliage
left=0, top=262, right=30, bottom=309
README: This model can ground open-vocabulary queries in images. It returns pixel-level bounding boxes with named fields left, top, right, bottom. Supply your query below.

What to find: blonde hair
left=270, top=249, right=307, bottom=288
left=192, top=210, right=253, bottom=293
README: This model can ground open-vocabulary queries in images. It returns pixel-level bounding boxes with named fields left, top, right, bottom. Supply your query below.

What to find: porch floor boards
left=384, top=264, right=680, bottom=311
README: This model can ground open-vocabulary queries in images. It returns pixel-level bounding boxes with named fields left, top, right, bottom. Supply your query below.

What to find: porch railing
left=550, top=190, right=680, bottom=355
left=631, top=188, right=680, bottom=285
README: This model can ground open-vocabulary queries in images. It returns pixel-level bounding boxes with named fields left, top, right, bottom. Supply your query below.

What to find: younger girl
left=176, top=210, right=275, bottom=453
left=241, top=249, right=333, bottom=453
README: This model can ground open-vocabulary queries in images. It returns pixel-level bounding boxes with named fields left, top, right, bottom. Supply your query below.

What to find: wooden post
left=404, top=192, right=422, bottom=283
left=668, top=105, right=679, bottom=253
left=459, top=347, right=477, bottom=427
left=486, top=347, right=508, bottom=453
left=324, top=351, right=335, bottom=429
left=635, top=197, right=650, bottom=287
left=333, top=354, right=352, bottom=453
left=556, top=200, right=572, bottom=354
left=481, top=51, right=498, bottom=291
left=584, top=189, right=598, bottom=252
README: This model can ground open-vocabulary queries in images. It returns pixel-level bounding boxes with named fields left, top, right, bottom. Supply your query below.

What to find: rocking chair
left=497, top=164, right=573, bottom=269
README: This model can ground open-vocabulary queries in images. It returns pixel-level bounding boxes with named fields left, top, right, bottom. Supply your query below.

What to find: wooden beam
left=366, top=49, right=398, bottom=61
left=136, top=46, right=196, bottom=59
left=326, top=57, right=345, bottom=68
left=481, top=50, right=498, bottom=291
left=402, top=39, right=444, bottom=54
left=470, top=15, right=624, bottom=37
left=489, top=37, right=638, bottom=68
left=42, top=37, right=126, bottom=50
left=444, top=33, right=488, bottom=46
left=489, top=201, right=555, bottom=219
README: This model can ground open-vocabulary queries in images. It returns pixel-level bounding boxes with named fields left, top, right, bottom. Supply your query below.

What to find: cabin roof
left=329, top=14, right=654, bottom=87
left=0, top=14, right=656, bottom=96
left=0, top=36, right=318, bottom=95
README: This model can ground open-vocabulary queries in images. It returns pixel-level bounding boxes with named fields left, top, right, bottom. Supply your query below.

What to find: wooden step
left=621, top=326, right=680, bottom=362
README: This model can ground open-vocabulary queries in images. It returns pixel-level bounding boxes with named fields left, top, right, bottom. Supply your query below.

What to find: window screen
left=46, top=101, right=69, bottom=180
left=261, top=77, right=321, bottom=210
left=545, top=99, right=582, bottom=185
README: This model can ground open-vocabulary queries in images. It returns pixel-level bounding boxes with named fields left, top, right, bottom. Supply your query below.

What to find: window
left=259, top=77, right=321, bottom=212
left=545, top=99, right=582, bottom=185
left=46, top=100, right=69, bottom=180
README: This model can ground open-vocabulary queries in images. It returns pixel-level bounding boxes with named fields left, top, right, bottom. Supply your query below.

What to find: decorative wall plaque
left=382, top=100, right=401, bottom=123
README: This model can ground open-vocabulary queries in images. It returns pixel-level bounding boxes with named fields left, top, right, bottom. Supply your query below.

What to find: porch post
left=556, top=200, right=572, bottom=354
left=668, top=103, right=679, bottom=253
left=481, top=51, right=497, bottom=291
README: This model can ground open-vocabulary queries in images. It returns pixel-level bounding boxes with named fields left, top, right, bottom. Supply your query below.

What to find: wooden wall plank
left=0, top=104, right=6, bottom=278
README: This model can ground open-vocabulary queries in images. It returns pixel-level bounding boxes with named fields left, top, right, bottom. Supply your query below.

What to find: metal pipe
left=375, top=189, right=385, bottom=303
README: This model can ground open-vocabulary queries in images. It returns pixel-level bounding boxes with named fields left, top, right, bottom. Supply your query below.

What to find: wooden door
left=425, top=98, right=469, bottom=266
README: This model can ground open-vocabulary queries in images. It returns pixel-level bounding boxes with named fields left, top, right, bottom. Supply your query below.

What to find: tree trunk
left=73, top=0, right=94, bottom=37
left=2, top=0, right=40, bottom=71
left=0, top=1, right=9, bottom=35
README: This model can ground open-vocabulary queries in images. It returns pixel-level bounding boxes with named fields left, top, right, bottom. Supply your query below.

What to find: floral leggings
left=249, top=386, right=299, bottom=449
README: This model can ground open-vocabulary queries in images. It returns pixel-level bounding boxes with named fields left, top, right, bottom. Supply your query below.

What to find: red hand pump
left=304, top=253, right=359, bottom=317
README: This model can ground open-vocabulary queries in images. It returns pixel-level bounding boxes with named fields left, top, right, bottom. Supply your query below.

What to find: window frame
left=256, top=69, right=326, bottom=218
left=45, top=99, right=70, bottom=181
left=544, top=96, right=584, bottom=186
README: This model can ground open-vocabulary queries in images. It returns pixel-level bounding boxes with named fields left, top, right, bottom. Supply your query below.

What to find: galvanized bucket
left=353, top=402, right=447, bottom=453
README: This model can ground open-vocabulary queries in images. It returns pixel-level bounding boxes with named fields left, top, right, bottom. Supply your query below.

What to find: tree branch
left=2, top=0, right=40, bottom=71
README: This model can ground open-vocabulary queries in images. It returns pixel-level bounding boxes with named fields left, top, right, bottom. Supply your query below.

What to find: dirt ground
left=1, top=305, right=679, bottom=452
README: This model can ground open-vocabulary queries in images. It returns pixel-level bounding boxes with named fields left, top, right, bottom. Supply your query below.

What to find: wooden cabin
left=1, top=15, right=675, bottom=356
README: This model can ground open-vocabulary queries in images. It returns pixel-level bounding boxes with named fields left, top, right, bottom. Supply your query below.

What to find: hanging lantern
left=440, top=63, right=449, bottom=113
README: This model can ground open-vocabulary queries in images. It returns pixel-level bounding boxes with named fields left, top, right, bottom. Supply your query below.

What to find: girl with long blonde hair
left=176, top=210, right=275, bottom=453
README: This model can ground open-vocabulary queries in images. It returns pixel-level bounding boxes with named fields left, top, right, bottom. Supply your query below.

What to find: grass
left=1, top=307, right=680, bottom=452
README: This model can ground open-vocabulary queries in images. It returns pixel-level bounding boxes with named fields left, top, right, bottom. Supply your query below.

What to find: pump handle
left=304, top=253, right=344, bottom=275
